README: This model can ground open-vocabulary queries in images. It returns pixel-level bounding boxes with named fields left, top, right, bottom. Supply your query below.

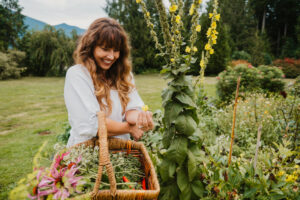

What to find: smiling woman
left=65, top=18, right=154, bottom=147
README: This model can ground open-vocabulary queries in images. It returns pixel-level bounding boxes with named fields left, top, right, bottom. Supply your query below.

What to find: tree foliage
left=0, top=0, right=26, bottom=50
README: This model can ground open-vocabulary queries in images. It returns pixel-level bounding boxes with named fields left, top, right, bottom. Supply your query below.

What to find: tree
left=105, top=0, right=164, bottom=73
left=0, top=0, right=26, bottom=50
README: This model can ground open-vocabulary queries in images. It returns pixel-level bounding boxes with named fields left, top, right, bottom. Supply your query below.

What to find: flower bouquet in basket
left=17, top=112, right=159, bottom=200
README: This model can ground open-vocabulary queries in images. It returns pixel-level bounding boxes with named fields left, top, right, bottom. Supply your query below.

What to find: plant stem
left=254, top=124, right=262, bottom=170
left=228, top=76, right=241, bottom=165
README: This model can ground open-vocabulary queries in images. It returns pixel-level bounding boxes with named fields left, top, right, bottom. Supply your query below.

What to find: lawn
left=0, top=74, right=217, bottom=199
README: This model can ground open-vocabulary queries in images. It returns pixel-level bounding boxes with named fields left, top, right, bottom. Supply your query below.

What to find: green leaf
left=191, top=180, right=204, bottom=197
left=169, top=161, right=176, bottom=178
left=160, top=183, right=179, bottom=200
left=243, top=188, right=257, bottom=198
left=175, top=114, right=197, bottom=136
left=176, top=93, right=196, bottom=107
left=164, top=102, right=184, bottom=125
left=165, top=136, right=188, bottom=165
left=187, top=150, right=197, bottom=181
left=162, top=87, right=175, bottom=106
left=160, top=68, right=171, bottom=74
left=159, top=159, right=173, bottom=182
left=177, top=167, right=189, bottom=192
left=179, top=185, right=192, bottom=200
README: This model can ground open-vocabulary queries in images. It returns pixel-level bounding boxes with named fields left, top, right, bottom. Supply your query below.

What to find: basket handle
left=92, top=111, right=117, bottom=198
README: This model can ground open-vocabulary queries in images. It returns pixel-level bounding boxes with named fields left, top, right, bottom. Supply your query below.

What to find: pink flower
left=28, top=169, right=53, bottom=200
left=248, top=64, right=253, bottom=68
left=282, top=74, right=285, bottom=78
left=54, top=152, right=70, bottom=169
left=216, top=77, right=220, bottom=80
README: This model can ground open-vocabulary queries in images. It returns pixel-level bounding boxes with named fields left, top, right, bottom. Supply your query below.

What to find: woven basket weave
left=52, top=111, right=160, bottom=200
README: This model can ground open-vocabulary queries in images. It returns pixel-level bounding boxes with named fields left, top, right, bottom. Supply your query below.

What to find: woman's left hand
left=137, top=111, right=154, bottom=132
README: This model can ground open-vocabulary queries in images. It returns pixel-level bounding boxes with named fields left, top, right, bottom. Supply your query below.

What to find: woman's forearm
left=106, top=118, right=131, bottom=137
left=125, top=110, right=140, bottom=125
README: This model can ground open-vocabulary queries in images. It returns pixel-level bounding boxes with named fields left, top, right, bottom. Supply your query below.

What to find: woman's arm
left=106, top=118, right=143, bottom=140
left=125, top=110, right=154, bottom=131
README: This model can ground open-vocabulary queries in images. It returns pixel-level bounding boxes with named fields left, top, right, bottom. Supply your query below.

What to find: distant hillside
left=23, top=15, right=86, bottom=37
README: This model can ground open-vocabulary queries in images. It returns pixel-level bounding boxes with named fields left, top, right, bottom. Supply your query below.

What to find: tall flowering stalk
left=137, top=0, right=220, bottom=199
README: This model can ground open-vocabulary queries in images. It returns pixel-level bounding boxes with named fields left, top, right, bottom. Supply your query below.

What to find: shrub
left=216, top=64, right=285, bottom=103
left=272, top=58, right=300, bottom=78
left=231, top=50, right=251, bottom=62
left=0, top=50, right=25, bottom=80
left=216, top=64, right=261, bottom=103
left=258, top=65, right=285, bottom=92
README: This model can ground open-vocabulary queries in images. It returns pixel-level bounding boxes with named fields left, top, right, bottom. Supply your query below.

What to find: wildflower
left=171, top=37, right=174, bottom=42
left=197, top=0, right=202, bottom=4
left=136, top=0, right=141, bottom=3
left=295, top=165, right=299, bottom=169
left=211, top=21, right=217, bottom=29
left=189, top=4, right=195, bottom=15
left=209, top=13, right=213, bottom=18
left=215, top=14, right=220, bottom=21
left=286, top=174, right=298, bottom=182
left=175, top=15, right=181, bottom=24
left=205, top=43, right=211, bottom=51
left=170, top=58, right=175, bottom=63
left=210, top=49, right=214, bottom=54
left=211, top=34, right=217, bottom=40
left=213, top=29, right=218, bottom=35
left=175, top=30, right=179, bottom=34
left=206, top=28, right=212, bottom=37
left=216, top=77, right=220, bottom=80
left=185, top=46, right=191, bottom=53
left=146, top=12, right=150, bottom=17
left=169, top=4, right=178, bottom=13
left=54, top=152, right=70, bottom=169
left=264, top=110, right=268, bottom=114
left=142, top=105, right=149, bottom=111
left=28, top=169, right=53, bottom=200
left=212, top=39, right=217, bottom=44
left=193, top=47, right=198, bottom=52
left=196, top=25, right=201, bottom=32
left=277, top=171, right=285, bottom=176
left=248, top=64, right=253, bottom=68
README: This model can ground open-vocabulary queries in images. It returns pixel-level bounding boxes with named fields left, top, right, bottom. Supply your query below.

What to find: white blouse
left=64, top=64, right=144, bottom=147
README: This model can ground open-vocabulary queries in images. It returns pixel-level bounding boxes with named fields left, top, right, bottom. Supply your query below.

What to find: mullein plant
left=136, top=0, right=220, bottom=199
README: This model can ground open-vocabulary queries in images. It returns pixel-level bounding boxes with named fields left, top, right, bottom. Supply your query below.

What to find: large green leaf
left=165, top=136, right=188, bottom=165
left=187, top=150, right=197, bottom=181
left=191, top=180, right=204, bottom=198
left=169, top=161, right=176, bottom=178
left=164, top=102, right=184, bottom=125
left=175, top=114, right=197, bottom=136
left=177, top=167, right=189, bottom=192
left=179, top=185, right=192, bottom=200
left=161, top=87, right=175, bottom=106
left=175, top=93, right=196, bottom=107
left=159, top=159, right=173, bottom=182
left=160, top=183, right=179, bottom=200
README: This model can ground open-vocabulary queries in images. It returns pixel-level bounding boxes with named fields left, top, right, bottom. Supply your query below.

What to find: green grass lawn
left=0, top=74, right=217, bottom=199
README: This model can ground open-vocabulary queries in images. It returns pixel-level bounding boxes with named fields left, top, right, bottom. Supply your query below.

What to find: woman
left=64, top=18, right=154, bottom=147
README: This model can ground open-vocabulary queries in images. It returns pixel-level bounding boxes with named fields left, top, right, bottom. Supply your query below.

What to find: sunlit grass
left=0, top=74, right=218, bottom=199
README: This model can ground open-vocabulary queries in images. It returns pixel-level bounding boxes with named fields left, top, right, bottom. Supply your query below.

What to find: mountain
left=23, top=15, right=86, bottom=37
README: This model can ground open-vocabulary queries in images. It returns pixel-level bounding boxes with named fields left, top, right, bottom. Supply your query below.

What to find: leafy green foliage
left=0, top=50, right=25, bottom=79
left=0, top=0, right=26, bottom=50
left=216, top=64, right=285, bottom=103
left=272, top=58, right=300, bottom=78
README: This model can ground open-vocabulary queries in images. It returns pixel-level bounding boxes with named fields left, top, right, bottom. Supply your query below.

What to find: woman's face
left=93, top=45, right=120, bottom=70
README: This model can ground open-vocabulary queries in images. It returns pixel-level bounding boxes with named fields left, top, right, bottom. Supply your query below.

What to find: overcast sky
left=19, top=0, right=207, bottom=29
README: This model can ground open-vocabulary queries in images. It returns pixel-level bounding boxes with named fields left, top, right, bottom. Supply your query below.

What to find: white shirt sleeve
left=64, top=65, right=99, bottom=147
left=125, top=74, right=145, bottom=112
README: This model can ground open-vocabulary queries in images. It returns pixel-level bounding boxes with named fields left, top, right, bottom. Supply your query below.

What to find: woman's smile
left=93, top=46, right=120, bottom=70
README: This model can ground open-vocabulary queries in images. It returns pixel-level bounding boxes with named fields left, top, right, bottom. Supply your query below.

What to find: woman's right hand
left=129, top=123, right=144, bottom=141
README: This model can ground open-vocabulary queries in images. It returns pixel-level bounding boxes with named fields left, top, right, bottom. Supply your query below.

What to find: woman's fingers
left=146, top=111, right=154, bottom=130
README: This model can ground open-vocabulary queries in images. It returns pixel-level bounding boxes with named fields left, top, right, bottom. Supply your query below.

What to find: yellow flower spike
left=175, top=30, right=179, bottom=34
left=213, top=29, right=218, bottom=35
left=189, top=4, right=195, bottom=15
left=209, top=13, right=213, bottom=18
left=185, top=46, right=191, bottom=53
left=170, top=58, right=175, bottom=63
left=212, top=21, right=217, bottom=29
left=205, top=43, right=211, bottom=51
left=215, top=14, right=220, bottom=21
left=175, top=15, right=181, bottom=24
left=212, top=39, right=217, bottom=44
left=206, top=28, right=212, bottom=37
left=171, top=37, right=174, bottom=42
left=209, top=49, right=214, bottom=54
left=142, top=105, right=149, bottom=112
left=286, top=175, right=297, bottom=183
left=193, top=47, right=198, bottom=52
left=295, top=165, right=299, bottom=169
left=200, top=59, right=204, bottom=68
left=169, top=4, right=178, bottom=13
left=198, top=0, right=202, bottom=4
left=136, top=0, right=141, bottom=3
left=196, top=25, right=201, bottom=32
left=146, top=12, right=150, bottom=17
left=212, top=34, right=217, bottom=40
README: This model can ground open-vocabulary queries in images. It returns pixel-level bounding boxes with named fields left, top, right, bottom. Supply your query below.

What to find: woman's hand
left=129, top=123, right=144, bottom=141
left=137, top=111, right=154, bottom=132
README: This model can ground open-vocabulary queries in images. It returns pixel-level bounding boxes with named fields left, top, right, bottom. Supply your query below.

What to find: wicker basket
left=52, top=111, right=160, bottom=200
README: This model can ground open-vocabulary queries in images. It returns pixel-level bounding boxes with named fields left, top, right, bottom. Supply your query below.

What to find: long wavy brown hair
left=73, top=18, right=134, bottom=115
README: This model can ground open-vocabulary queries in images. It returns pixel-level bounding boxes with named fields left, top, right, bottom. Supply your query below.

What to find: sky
left=19, top=0, right=207, bottom=29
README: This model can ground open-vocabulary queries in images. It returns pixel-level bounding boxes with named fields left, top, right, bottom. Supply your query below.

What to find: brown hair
left=73, top=18, right=134, bottom=115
